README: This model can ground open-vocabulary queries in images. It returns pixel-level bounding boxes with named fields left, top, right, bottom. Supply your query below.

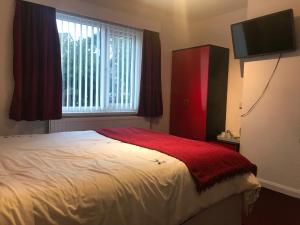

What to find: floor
left=242, top=188, right=300, bottom=225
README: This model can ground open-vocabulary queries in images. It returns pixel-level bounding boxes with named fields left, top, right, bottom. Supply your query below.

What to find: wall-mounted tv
left=231, top=9, right=296, bottom=59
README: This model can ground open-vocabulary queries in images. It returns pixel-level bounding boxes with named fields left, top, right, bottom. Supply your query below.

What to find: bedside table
left=212, top=137, right=240, bottom=152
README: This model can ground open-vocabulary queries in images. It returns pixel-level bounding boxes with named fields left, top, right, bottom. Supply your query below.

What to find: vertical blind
left=56, top=13, right=142, bottom=114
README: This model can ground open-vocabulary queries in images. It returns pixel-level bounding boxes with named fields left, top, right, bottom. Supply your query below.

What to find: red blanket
left=96, top=128, right=257, bottom=192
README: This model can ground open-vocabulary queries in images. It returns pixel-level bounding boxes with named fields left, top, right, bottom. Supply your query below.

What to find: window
left=56, top=13, right=143, bottom=114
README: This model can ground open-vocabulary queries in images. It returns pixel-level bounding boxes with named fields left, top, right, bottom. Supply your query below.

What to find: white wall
left=0, top=0, right=48, bottom=135
left=187, top=9, right=247, bottom=136
left=1, top=0, right=299, bottom=198
left=241, top=0, right=300, bottom=198
left=0, top=0, right=244, bottom=137
left=0, top=0, right=190, bottom=135
left=185, top=0, right=300, bottom=198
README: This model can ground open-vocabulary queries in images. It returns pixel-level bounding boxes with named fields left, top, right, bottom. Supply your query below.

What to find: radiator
left=49, top=116, right=150, bottom=133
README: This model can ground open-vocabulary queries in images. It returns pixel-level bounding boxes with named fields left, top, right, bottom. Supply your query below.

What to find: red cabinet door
left=170, top=47, right=210, bottom=140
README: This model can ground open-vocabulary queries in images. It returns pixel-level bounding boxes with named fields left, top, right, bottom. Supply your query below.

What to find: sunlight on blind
left=56, top=13, right=142, bottom=114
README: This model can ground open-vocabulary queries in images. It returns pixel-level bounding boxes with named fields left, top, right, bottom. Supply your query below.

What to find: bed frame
left=182, top=194, right=242, bottom=225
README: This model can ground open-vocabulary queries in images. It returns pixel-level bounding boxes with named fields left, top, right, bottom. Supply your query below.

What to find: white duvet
left=0, top=131, right=260, bottom=225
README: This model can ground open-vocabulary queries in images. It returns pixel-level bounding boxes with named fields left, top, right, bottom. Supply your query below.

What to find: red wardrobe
left=170, top=45, right=229, bottom=141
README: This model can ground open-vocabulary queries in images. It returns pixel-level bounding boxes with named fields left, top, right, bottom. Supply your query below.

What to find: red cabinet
left=170, top=45, right=229, bottom=141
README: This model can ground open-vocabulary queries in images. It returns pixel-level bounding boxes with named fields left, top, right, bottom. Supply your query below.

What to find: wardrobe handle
left=183, top=99, right=189, bottom=108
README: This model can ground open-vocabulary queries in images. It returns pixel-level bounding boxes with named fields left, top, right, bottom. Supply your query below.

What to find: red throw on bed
left=96, top=128, right=257, bottom=192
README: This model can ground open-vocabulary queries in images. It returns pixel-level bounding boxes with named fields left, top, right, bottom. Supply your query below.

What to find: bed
left=0, top=129, right=260, bottom=225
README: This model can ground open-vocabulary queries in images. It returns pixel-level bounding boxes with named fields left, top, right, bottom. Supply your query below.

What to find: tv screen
left=231, top=9, right=296, bottom=59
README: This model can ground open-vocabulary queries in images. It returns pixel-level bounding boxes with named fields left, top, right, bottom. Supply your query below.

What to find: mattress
left=0, top=131, right=260, bottom=225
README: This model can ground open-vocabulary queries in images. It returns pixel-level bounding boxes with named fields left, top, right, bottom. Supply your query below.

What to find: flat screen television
left=231, top=9, right=296, bottom=59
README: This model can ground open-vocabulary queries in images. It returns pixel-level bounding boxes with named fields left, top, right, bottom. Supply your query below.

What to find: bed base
left=182, top=194, right=242, bottom=225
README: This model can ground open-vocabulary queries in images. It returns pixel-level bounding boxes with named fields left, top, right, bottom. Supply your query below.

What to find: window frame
left=56, top=11, right=143, bottom=116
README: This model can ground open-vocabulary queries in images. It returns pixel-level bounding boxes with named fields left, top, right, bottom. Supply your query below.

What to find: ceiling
left=85, top=0, right=247, bottom=20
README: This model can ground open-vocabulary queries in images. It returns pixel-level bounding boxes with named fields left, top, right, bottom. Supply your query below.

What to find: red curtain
left=137, top=30, right=163, bottom=117
left=10, top=0, right=62, bottom=121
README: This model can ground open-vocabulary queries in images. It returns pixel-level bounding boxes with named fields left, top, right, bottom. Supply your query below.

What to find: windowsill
left=62, top=112, right=138, bottom=118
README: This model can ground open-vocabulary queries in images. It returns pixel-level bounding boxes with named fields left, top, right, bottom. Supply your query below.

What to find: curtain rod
left=21, top=0, right=158, bottom=33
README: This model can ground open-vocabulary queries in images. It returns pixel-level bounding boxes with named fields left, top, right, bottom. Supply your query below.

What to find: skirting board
left=258, top=178, right=300, bottom=199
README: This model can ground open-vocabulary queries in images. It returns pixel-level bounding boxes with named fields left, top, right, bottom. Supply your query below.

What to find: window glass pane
left=56, top=13, right=143, bottom=114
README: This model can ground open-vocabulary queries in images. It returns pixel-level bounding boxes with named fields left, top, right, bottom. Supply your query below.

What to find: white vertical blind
left=56, top=12, right=143, bottom=114
left=78, top=21, right=83, bottom=110
left=66, top=21, right=70, bottom=110
left=72, top=22, right=76, bottom=108
left=84, top=24, right=88, bottom=109
left=95, top=26, right=100, bottom=110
